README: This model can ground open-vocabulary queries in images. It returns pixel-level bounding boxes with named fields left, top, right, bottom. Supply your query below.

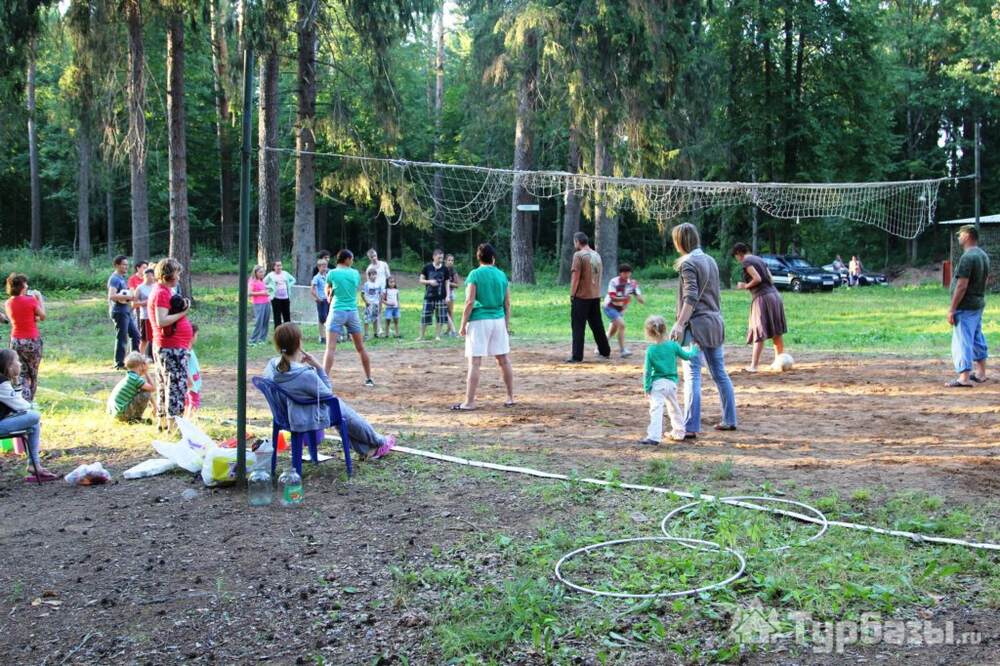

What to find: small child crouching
left=638, top=315, right=700, bottom=446
left=108, top=352, right=155, bottom=423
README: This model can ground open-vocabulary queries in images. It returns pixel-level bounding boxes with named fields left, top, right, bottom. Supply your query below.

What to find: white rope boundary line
left=391, top=445, right=1000, bottom=552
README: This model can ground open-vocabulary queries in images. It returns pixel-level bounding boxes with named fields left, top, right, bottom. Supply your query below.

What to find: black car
left=760, top=254, right=842, bottom=292
left=821, top=263, right=888, bottom=287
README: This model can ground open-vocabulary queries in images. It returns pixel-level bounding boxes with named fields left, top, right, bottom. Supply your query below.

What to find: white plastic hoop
left=660, top=495, right=829, bottom=554
left=553, top=536, right=746, bottom=599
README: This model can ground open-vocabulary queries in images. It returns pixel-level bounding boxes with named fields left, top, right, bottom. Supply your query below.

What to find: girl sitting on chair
left=0, top=349, right=59, bottom=482
left=264, top=323, right=395, bottom=461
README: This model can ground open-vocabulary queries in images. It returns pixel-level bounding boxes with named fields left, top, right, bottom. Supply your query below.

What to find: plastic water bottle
left=278, top=467, right=303, bottom=507
left=248, top=468, right=273, bottom=507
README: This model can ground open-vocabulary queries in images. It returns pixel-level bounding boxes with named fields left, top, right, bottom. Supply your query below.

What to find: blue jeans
left=682, top=345, right=737, bottom=432
left=951, top=308, right=989, bottom=374
left=0, top=410, right=41, bottom=466
left=112, top=310, right=140, bottom=367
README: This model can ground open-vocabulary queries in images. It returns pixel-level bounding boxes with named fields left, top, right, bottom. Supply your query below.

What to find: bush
left=0, top=248, right=107, bottom=293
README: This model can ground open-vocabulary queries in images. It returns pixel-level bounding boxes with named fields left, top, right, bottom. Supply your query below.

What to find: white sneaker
left=621, top=349, right=633, bottom=358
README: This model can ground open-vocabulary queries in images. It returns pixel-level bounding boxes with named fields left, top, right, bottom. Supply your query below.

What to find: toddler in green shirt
left=639, top=316, right=700, bottom=445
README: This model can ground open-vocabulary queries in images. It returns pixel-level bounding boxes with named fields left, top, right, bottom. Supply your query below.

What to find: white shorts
left=465, top=318, right=510, bottom=358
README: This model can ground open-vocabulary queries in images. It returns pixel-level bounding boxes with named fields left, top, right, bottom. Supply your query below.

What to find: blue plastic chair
left=251, top=376, right=353, bottom=478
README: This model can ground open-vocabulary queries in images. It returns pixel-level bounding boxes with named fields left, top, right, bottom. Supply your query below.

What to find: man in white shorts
left=452, top=243, right=514, bottom=410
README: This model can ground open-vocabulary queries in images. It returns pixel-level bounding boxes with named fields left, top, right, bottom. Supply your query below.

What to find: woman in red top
left=148, top=258, right=192, bottom=432
left=4, top=273, right=46, bottom=402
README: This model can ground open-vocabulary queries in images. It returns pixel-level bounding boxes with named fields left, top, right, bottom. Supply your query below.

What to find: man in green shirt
left=947, top=225, right=990, bottom=388
left=453, top=243, right=514, bottom=410
left=323, top=249, right=374, bottom=386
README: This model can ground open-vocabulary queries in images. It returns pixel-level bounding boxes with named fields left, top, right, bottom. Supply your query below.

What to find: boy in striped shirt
left=107, top=352, right=155, bottom=423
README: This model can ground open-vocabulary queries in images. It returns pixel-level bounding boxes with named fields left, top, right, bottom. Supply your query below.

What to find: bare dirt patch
left=2, top=341, right=1000, bottom=663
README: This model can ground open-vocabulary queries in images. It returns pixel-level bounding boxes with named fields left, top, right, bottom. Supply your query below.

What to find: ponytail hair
left=0, top=349, right=18, bottom=382
left=273, top=323, right=302, bottom=373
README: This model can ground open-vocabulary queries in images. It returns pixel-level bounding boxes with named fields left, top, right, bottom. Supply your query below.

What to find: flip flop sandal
left=970, top=374, right=988, bottom=384
left=714, top=424, right=737, bottom=431
left=450, top=403, right=476, bottom=411
left=945, top=380, right=974, bottom=388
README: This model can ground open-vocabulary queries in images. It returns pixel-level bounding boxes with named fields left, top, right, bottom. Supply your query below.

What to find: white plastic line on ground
left=391, top=445, right=1000, bottom=553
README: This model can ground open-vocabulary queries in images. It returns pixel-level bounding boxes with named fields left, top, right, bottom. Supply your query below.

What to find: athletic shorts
left=383, top=306, right=400, bottom=320
left=603, top=305, right=624, bottom=321
left=421, top=299, right=448, bottom=326
left=315, top=300, right=330, bottom=325
left=327, top=309, right=362, bottom=335
left=465, top=318, right=510, bottom=358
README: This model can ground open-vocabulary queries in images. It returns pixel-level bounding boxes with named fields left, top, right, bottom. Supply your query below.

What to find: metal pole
left=236, top=46, right=255, bottom=484
left=974, top=119, right=981, bottom=231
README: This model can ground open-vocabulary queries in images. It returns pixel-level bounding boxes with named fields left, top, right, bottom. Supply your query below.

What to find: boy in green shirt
left=107, top=352, right=155, bottom=423
left=639, top=315, right=700, bottom=446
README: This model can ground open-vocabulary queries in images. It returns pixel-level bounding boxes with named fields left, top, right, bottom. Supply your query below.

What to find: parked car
left=760, top=254, right=842, bottom=292
left=821, top=263, right=888, bottom=287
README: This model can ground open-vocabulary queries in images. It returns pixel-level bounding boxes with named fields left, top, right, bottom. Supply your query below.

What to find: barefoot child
left=382, top=276, right=401, bottom=338
left=107, top=351, right=155, bottom=423
left=604, top=263, right=644, bottom=358
left=362, top=266, right=383, bottom=339
left=638, top=315, right=700, bottom=446
left=185, top=324, right=201, bottom=419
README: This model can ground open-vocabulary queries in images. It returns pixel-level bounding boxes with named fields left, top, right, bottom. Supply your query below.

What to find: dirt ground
left=2, top=342, right=1000, bottom=664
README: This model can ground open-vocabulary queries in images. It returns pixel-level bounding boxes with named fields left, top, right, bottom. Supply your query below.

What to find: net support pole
left=974, top=119, right=981, bottom=231
left=235, top=45, right=255, bottom=484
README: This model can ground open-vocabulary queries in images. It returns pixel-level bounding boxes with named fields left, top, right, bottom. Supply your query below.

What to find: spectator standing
left=311, top=258, right=331, bottom=344
left=248, top=266, right=271, bottom=345
left=418, top=249, right=450, bottom=340
left=947, top=225, right=990, bottom=388
left=445, top=253, right=461, bottom=336
left=264, top=260, right=296, bottom=329
left=135, top=268, right=156, bottom=359
left=108, top=255, right=140, bottom=370
left=148, top=257, right=192, bottom=432
left=567, top=232, right=611, bottom=363
left=4, top=273, right=45, bottom=402
left=366, top=249, right=391, bottom=336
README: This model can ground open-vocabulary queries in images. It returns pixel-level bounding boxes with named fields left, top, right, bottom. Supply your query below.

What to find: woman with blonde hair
left=148, top=257, right=192, bottom=431
left=670, top=223, right=738, bottom=436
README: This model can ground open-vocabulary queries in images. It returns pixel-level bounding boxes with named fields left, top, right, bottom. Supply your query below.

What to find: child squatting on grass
left=107, top=352, right=156, bottom=423
left=638, top=315, right=701, bottom=446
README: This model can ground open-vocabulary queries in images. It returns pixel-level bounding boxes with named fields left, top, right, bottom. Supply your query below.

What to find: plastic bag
left=65, top=462, right=111, bottom=486
left=123, top=458, right=177, bottom=480
left=174, top=416, right=215, bottom=454
left=152, top=439, right=203, bottom=473
left=201, top=446, right=241, bottom=487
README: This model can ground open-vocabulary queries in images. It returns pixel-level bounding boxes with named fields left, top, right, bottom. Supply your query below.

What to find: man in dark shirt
left=418, top=249, right=449, bottom=340
left=947, top=225, right=990, bottom=387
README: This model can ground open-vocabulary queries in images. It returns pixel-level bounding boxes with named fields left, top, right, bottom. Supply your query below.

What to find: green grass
left=8, top=273, right=1000, bottom=664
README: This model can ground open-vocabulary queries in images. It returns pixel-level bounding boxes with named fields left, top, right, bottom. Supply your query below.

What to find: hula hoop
left=553, top=536, right=746, bottom=599
left=660, top=495, right=829, bottom=554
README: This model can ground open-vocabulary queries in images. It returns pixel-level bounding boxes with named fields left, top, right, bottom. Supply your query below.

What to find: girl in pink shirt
left=249, top=266, right=271, bottom=344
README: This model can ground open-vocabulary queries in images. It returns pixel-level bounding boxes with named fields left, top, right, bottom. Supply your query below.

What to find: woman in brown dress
left=731, top=243, right=787, bottom=371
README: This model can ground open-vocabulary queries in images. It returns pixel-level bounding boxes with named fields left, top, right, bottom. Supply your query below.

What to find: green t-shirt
left=952, top=246, right=990, bottom=311
left=644, top=340, right=700, bottom=393
left=107, top=371, right=145, bottom=415
left=466, top=265, right=509, bottom=322
left=327, top=266, right=361, bottom=312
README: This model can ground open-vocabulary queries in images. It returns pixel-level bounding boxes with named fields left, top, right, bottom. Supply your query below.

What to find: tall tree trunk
left=257, top=48, right=282, bottom=268
left=167, top=14, right=192, bottom=297
left=27, top=41, right=41, bottom=251
left=557, top=125, right=582, bottom=284
left=126, top=0, right=149, bottom=261
left=431, top=5, right=445, bottom=249
left=593, top=113, right=617, bottom=280
left=77, top=124, right=92, bottom=266
left=292, top=0, right=317, bottom=283
left=106, top=169, right=114, bottom=259
left=509, top=31, right=537, bottom=284
left=210, top=0, right=236, bottom=253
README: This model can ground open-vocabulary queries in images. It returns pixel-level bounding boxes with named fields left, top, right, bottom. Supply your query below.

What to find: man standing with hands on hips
left=566, top=232, right=611, bottom=363
left=946, top=224, right=990, bottom=388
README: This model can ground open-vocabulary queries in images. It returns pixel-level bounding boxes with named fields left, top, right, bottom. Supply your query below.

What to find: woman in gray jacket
left=264, top=323, right=395, bottom=460
left=669, top=223, right=737, bottom=436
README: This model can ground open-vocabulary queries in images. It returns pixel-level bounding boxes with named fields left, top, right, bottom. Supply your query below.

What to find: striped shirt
left=107, top=371, right=145, bottom=416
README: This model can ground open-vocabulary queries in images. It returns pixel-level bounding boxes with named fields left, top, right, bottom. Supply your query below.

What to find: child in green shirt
left=107, top=352, right=155, bottom=423
left=639, top=315, right=700, bottom=445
